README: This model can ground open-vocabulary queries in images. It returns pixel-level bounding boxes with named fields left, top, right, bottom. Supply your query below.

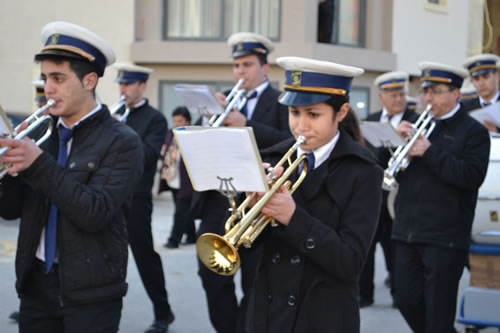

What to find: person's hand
left=408, top=135, right=430, bottom=157
left=397, top=120, right=414, bottom=138
left=483, top=120, right=499, bottom=133
left=215, top=92, right=227, bottom=108
left=0, top=137, right=42, bottom=175
left=222, top=109, right=246, bottom=127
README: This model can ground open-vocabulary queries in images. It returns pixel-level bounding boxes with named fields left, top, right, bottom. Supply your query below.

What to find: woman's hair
left=172, top=106, right=191, bottom=123
left=323, top=96, right=364, bottom=144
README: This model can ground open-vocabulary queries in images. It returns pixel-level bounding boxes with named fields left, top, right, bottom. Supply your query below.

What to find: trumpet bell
left=196, top=233, right=240, bottom=276
left=382, top=172, right=398, bottom=191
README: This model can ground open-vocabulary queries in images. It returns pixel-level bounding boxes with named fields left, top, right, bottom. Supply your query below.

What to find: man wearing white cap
left=194, top=32, right=291, bottom=333
left=462, top=54, right=500, bottom=132
left=359, top=71, right=417, bottom=308
left=0, top=22, right=143, bottom=332
left=112, top=63, right=173, bottom=333
left=392, top=61, right=490, bottom=332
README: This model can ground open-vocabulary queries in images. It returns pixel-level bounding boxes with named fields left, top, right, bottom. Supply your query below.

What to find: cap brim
left=34, top=50, right=103, bottom=76
left=278, top=91, right=332, bottom=106
left=421, top=81, right=439, bottom=88
left=115, top=78, right=139, bottom=84
left=470, top=68, right=496, bottom=77
left=232, top=50, right=266, bottom=59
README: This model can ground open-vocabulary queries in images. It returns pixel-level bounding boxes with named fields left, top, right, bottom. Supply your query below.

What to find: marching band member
left=245, top=56, right=383, bottom=333
left=462, top=53, right=500, bottom=132
left=359, top=71, right=417, bottom=308
left=392, top=62, right=490, bottom=332
left=0, top=22, right=143, bottom=332
left=193, top=32, right=292, bottom=333
left=112, top=63, right=173, bottom=333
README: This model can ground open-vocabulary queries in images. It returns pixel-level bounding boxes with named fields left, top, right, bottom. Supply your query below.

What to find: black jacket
left=393, top=106, right=490, bottom=250
left=0, top=107, right=143, bottom=305
left=124, top=100, right=167, bottom=198
left=246, top=131, right=383, bottom=333
left=461, top=94, right=500, bottom=113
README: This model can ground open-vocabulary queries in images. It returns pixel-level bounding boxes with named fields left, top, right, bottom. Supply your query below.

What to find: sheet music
left=175, top=84, right=224, bottom=117
left=173, top=126, right=268, bottom=192
left=469, top=103, right=500, bottom=127
left=360, top=121, right=405, bottom=148
left=0, top=105, right=14, bottom=138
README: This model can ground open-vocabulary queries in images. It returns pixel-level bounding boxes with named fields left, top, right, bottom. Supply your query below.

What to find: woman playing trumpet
left=244, top=57, right=382, bottom=333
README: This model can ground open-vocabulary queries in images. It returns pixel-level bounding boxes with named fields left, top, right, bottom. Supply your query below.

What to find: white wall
left=392, top=2, right=471, bottom=75
left=0, top=0, right=134, bottom=115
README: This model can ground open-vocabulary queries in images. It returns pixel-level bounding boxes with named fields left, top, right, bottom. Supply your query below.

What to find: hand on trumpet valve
left=0, top=137, right=42, bottom=175
left=396, top=120, right=415, bottom=139
left=221, top=109, right=246, bottom=127
left=409, top=135, right=430, bottom=157
left=215, top=92, right=228, bottom=108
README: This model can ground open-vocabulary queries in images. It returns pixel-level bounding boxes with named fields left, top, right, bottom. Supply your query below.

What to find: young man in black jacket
left=392, top=61, right=490, bottom=332
left=113, top=63, right=172, bottom=333
left=0, top=21, right=143, bottom=333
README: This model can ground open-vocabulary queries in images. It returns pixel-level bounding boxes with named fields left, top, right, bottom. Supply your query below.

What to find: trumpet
left=382, top=104, right=436, bottom=191
left=207, top=79, right=247, bottom=127
left=196, top=136, right=308, bottom=276
left=0, top=99, right=55, bottom=179
left=109, top=95, right=131, bottom=122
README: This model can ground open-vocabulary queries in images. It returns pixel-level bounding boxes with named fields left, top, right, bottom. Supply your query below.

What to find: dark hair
left=172, top=106, right=191, bottom=123
left=256, top=53, right=268, bottom=66
left=36, top=55, right=98, bottom=95
left=323, top=95, right=364, bottom=144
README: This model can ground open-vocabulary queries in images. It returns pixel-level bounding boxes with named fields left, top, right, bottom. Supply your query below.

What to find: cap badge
left=423, top=69, right=431, bottom=78
left=237, top=42, right=243, bottom=51
left=49, top=34, right=60, bottom=45
left=291, top=71, right=302, bottom=86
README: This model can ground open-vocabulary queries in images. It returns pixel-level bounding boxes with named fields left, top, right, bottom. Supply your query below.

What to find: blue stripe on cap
left=379, top=78, right=406, bottom=90
left=467, top=60, right=497, bottom=77
left=117, top=70, right=149, bottom=83
left=420, top=69, right=464, bottom=88
left=45, top=34, right=106, bottom=74
left=284, top=70, right=352, bottom=95
left=232, top=42, right=268, bottom=55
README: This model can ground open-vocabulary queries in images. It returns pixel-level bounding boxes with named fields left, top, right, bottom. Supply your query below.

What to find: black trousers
left=393, top=241, right=465, bottom=333
left=197, top=192, right=262, bottom=333
left=168, top=189, right=196, bottom=245
left=359, top=191, right=393, bottom=299
left=127, top=196, right=172, bottom=320
left=19, top=260, right=122, bottom=333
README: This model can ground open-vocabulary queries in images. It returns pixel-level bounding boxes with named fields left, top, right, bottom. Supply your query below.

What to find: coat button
left=268, top=293, right=272, bottom=303
left=287, top=294, right=296, bottom=306
left=272, top=253, right=280, bottom=264
left=291, top=255, right=301, bottom=265
left=69, top=162, right=76, bottom=168
left=305, top=238, right=315, bottom=250
left=88, top=162, right=96, bottom=169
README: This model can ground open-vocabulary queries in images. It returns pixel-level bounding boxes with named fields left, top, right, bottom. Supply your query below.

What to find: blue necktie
left=483, top=102, right=491, bottom=107
left=299, top=152, right=315, bottom=174
left=45, top=126, right=72, bottom=273
left=240, top=91, right=258, bottom=117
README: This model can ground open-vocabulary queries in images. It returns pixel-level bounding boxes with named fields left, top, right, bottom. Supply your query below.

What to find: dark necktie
left=240, top=91, right=258, bottom=117
left=45, top=126, right=73, bottom=273
left=385, top=114, right=393, bottom=122
left=483, top=102, right=491, bottom=107
left=299, top=152, right=315, bottom=174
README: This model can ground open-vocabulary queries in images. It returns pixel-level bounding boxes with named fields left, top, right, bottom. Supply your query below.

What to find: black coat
left=0, top=107, right=143, bottom=305
left=393, top=106, right=490, bottom=250
left=246, top=131, right=383, bottom=333
left=461, top=94, right=500, bottom=113
left=124, top=99, right=167, bottom=198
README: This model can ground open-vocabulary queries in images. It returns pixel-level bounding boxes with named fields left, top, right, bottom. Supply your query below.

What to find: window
left=163, top=0, right=281, bottom=40
left=349, top=87, right=370, bottom=119
left=317, top=0, right=366, bottom=47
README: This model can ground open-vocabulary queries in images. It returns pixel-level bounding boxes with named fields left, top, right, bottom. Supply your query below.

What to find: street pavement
left=0, top=193, right=497, bottom=333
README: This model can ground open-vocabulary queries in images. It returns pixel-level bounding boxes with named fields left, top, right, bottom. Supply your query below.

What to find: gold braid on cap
left=40, top=45, right=96, bottom=63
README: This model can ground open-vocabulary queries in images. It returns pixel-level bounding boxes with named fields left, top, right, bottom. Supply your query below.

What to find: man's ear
left=82, top=72, right=98, bottom=91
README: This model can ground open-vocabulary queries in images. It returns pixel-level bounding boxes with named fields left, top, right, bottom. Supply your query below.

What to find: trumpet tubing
left=382, top=105, right=435, bottom=191
left=109, top=95, right=130, bottom=122
left=208, top=79, right=247, bottom=127
left=0, top=99, right=55, bottom=179
left=196, top=136, right=308, bottom=276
